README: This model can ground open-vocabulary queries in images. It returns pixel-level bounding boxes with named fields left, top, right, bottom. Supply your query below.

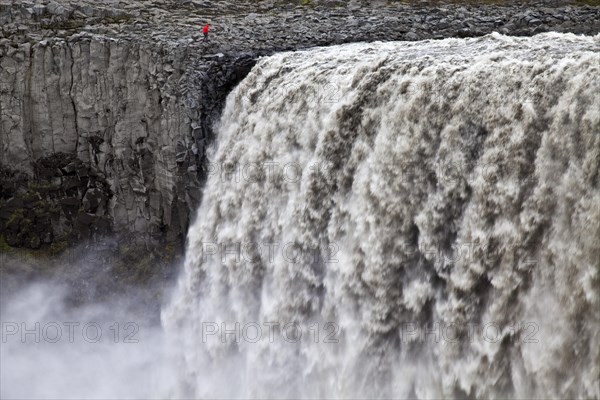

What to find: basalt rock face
left=0, top=32, right=256, bottom=255
left=2, top=37, right=192, bottom=246
left=1, top=0, right=599, bottom=264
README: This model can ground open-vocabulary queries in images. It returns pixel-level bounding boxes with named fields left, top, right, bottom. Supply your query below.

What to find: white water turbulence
left=163, top=33, right=600, bottom=399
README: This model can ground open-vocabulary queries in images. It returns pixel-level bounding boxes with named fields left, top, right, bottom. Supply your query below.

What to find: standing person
left=203, top=23, right=209, bottom=41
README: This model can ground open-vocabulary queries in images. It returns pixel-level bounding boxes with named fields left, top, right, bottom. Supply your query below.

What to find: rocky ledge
left=1, top=0, right=599, bottom=303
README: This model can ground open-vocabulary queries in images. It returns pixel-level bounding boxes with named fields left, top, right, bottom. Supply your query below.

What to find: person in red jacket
left=202, top=23, right=209, bottom=41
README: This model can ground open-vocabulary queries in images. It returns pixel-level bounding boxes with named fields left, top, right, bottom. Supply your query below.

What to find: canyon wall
left=2, top=36, right=194, bottom=244
left=1, top=33, right=255, bottom=255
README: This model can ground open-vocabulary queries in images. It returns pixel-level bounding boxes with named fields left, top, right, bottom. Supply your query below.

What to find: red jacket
left=203, top=24, right=209, bottom=34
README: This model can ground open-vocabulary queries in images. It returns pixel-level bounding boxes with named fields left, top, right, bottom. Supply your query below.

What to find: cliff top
left=2, top=0, right=599, bottom=55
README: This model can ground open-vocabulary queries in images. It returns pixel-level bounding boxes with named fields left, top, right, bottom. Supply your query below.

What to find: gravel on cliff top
left=1, top=0, right=599, bottom=56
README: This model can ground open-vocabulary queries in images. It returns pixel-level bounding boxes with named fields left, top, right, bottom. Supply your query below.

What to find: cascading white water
left=163, top=32, right=599, bottom=399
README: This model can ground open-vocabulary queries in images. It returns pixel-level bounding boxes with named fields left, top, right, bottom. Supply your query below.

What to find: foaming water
left=163, top=32, right=600, bottom=399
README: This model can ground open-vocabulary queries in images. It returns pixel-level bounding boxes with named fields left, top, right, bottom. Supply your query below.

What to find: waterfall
left=163, top=32, right=600, bottom=399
